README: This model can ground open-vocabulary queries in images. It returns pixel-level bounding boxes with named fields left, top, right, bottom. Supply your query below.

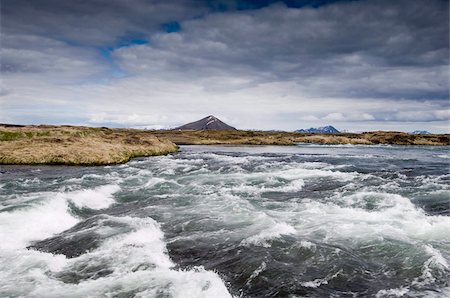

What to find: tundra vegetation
left=0, top=125, right=178, bottom=165
left=150, top=129, right=450, bottom=146
left=0, top=125, right=448, bottom=165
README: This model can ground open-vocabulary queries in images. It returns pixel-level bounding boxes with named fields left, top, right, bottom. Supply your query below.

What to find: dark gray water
left=0, top=144, right=449, bottom=297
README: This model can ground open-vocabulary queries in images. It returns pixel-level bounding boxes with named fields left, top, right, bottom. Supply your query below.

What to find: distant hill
left=295, top=125, right=339, bottom=134
left=175, top=115, right=237, bottom=131
left=411, top=130, right=431, bottom=135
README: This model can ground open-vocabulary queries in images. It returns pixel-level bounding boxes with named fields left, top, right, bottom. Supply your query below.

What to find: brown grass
left=149, top=130, right=450, bottom=146
left=1, top=125, right=448, bottom=166
left=0, top=125, right=178, bottom=166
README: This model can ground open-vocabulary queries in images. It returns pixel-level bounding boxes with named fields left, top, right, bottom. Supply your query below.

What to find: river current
left=0, top=144, right=449, bottom=297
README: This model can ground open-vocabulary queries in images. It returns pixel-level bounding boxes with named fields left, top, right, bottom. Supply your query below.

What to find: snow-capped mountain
left=411, top=130, right=431, bottom=134
left=295, top=125, right=340, bottom=134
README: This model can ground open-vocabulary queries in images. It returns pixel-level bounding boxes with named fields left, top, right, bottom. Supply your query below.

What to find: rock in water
left=175, top=115, right=237, bottom=130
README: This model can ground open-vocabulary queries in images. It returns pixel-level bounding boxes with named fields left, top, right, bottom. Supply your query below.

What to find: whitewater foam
left=0, top=197, right=78, bottom=250
left=300, top=270, right=342, bottom=288
left=245, top=261, right=267, bottom=286
left=1, top=215, right=233, bottom=298
left=59, top=184, right=120, bottom=210
left=144, top=177, right=167, bottom=188
left=241, top=222, right=296, bottom=247
left=0, top=184, right=120, bottom=250
left=285, top=192, right=450, bottom=246
left=1, top=144, right=449, bottom=297
left=375, top=287, right=409, bottom=297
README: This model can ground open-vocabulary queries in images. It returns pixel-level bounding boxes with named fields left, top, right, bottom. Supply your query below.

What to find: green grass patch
left=0, top=131, right=24, bottom=141
left=36, top=131, right=51, bottom=137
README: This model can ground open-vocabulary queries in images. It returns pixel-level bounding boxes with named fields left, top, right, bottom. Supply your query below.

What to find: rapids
left=0, top=144, right=449, bottom=297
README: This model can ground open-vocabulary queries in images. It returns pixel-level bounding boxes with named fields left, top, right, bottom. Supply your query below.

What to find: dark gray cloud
left=112, top=0, right=449, bottom=98
left=1, top=0, right=449, bottom=131
left=2, top=0, right=207, bottom=45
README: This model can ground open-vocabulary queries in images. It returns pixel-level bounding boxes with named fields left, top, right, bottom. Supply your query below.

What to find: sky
left=1, top=0, right=449, bottom=132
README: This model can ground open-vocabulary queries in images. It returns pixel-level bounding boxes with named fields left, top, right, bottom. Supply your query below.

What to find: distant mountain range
left=295, top=125, right=340, bottom=134
left=411, top=130, right=431, bottom=134
left=175, top=115, right=237, bottom=130
left=173, top=119, right=433, bottom=135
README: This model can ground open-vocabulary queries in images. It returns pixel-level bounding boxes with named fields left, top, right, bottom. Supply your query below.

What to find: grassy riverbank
left=1, top=125, right=448, bottom=166
left=0, top=125, right=178, bottom=166
left=150, top=129, right=450, bottom=146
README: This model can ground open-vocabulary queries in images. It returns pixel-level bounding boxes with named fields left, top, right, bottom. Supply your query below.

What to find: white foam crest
left=423, top=245, right=449, bottom=270
left=0, top=184, right=120, bottom=249
left=338, top=192, right=415, bottom=211
left=144, top=177, right=168, bottom=188
left=162, top=156, right=207, bottom=165
left=121, top=168, right=154, bottom=182
left=18, top=177, right=43, bottom=186
left=230, top=179, right=305, bottom=194
left=375, top=287, right=409, bottom=297
left=296, top=161, right=334, bottom=169
left=267, top=167, right=357, bottom=181
left=1, top=215, right=233, bottom=298
left=74, top=216, right=173, bottom=271
left=411, top=245, right=450, bottom=288
left=181, top=165, right=208, bottom=174
left=0, top=197, right=78, bottom=250
left=24, top=267, right=233, bottom=298
left=300, top=270, right=342, bottom=288
left=160, top=168, right=176, bottom=175
left=243, top=164, right=359, bottom=181
left=58, top=184, right=120, bottom=210
left=192, top=152, right=271, bottom=164
left=376, top=181, right=401, bottom=192
left=0, top=192, right=45, bottom=210
left=293, top=193, right=450, bottom=243
left=245, top=261, right=267, bottom=286
left=149, top=157, right=206, bottom=175
left=414, top=174, right=450, bottom=190
left=276, top=179, right=305, bottom=192
left=241, top=222, right=296, bottom=247
left=66, top=172, right=123, bottom=184
left=299, top=240, right=316, bottom=250
left=190, top=165, right=355, bottom=196
left=0, top=249, right=68, bottom=296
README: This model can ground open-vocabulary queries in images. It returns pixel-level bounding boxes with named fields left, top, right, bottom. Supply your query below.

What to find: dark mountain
left=411, top=130, right=431, bottom=134
left=175, top=115, right=237, bottom=131
left=295, top=125, right=340, bottom=134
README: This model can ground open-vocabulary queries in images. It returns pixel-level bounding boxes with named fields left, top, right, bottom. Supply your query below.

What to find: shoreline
left=150, top=129, right=450, bottom=146
left=0, top=125, right=179, bottom=166
left=1, top=125, right=448, bottom=166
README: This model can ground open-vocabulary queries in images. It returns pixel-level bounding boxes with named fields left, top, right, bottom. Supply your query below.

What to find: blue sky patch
left=162, top=21, right=181, bottom=33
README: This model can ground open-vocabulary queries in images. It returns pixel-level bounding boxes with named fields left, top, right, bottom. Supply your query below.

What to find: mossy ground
left=0, top=125, right=178, bottom=166
left=1, top=125, right=448, bottom=166
left=150, top=130, right=450, bottom=146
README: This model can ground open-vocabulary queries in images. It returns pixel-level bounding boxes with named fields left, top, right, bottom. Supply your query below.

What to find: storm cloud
left=1, top=0, right=449, bottom=132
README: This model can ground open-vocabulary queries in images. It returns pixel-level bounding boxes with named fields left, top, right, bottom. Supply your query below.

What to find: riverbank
left=0, top=125, right=178, bottom=166
left=1, top=125, right=448, bottom=166
left=150, top=129, right=450, bottom=146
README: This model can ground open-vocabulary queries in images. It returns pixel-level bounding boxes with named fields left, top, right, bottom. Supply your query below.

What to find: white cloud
left=1, top=0, right=448, bottom=132
left=89, top=113, right=168, bottom=126
left=392, top=110, right=450, bottom=122
left=322, top=112, right=375, bottom=122
left=323, top=113, right=345, bottom=121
